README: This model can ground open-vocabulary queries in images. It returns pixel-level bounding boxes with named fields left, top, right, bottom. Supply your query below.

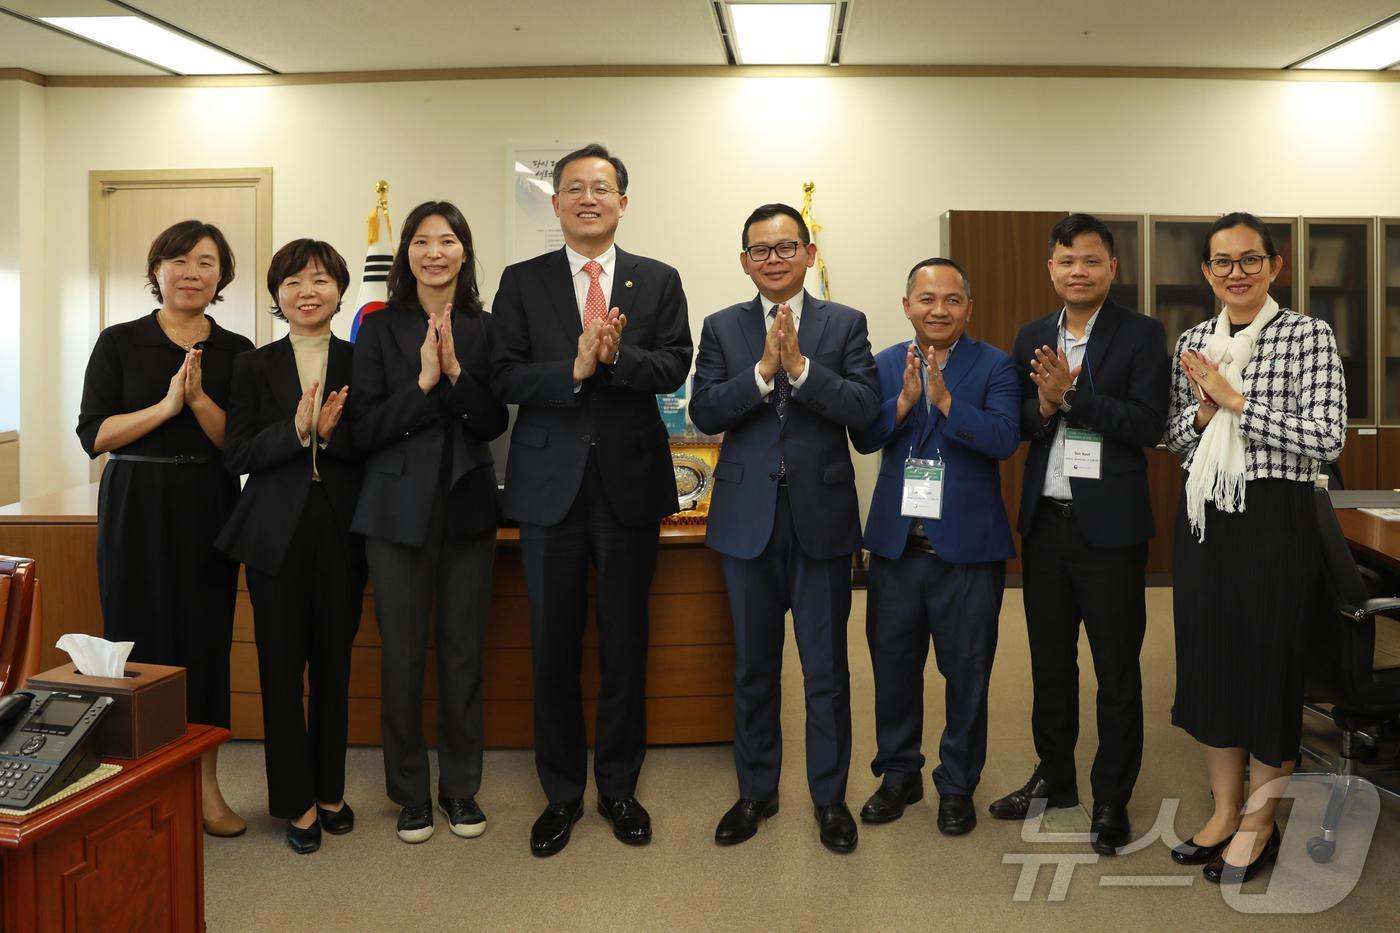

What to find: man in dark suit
left=490, top=144, right=693, bottom=857
left=988, top=214, right=1169, bottom=856
left=690, top=203, right=880, bottom=854
left=851, top=259, right=1019, bottom=837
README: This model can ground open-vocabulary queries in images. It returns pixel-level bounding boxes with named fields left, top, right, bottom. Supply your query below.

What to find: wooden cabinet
left=1151, top=215, right=1215, bottom=354
left=1304, top=218, right=1375, bottom=424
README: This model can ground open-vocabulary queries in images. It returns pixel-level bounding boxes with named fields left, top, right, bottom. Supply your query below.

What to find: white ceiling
left=1, top=0, right=1397, bottom=75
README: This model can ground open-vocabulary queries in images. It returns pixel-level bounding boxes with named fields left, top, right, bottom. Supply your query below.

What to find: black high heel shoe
left=1204, top=823, right=1280, bottom=884
left=1171, top=831, right=1235, bottom=866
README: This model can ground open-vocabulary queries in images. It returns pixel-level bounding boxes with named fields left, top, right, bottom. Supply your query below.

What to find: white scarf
left=1184, top=295, right=1281, bottom=541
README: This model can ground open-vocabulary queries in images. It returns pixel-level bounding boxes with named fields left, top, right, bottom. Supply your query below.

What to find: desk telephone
left=0, top=689, right=112, bottom=810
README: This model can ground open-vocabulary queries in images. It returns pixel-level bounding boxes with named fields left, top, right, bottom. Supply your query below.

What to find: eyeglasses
left=744, top=241, right=802, bottom=262
left=1207, top=254, right=1270, bottom=277
left=558, top=182, right=620, bottom=200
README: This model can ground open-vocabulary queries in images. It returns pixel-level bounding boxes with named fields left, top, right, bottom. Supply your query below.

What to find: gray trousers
left=366, top=509, right=495, bottom=807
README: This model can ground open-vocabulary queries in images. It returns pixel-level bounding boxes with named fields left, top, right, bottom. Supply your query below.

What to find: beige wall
left=7, top=74, right=1400, bottom=503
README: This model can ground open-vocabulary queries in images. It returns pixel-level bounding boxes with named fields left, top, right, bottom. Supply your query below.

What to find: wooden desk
left=0, top=484, right=735, bottom=748
left=1334, top=508, right=1400, bottom=572
left=0, top=724, right=227, bottom=932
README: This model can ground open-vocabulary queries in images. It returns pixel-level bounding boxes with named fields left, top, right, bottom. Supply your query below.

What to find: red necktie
left=583, top=260, right=606, bottom=328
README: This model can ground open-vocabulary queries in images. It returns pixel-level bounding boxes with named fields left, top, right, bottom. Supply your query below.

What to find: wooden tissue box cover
left=25, top=662, right=186, bottom=759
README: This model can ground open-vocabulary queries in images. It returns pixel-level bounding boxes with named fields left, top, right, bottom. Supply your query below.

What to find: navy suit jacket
left=489, top=246, right=693, bottom=528
left=690, top=292, right=880, bottom=561
left=853, top=336, right=1019, bottom=564
left=1011, top=300, right=1169, bottom=548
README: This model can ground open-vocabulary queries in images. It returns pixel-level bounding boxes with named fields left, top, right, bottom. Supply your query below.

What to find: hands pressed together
left=1030, top=345, right=1081, bottom=420
left=895, top=342, right=951, bottom=422
left=419, top=304, right=463, bottom=394
left=294, top=379, right=349, bottom=444
left=1179, top=349, right=1244, bottom=429
left=756, top=303, right=806, bottom=385
left=573, top=307, right=628, bottom=382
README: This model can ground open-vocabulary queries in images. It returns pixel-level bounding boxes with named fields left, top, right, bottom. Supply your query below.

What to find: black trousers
left=245, top=484, right=366, bottom=819
left=867, top=549, right=1004, bottom=797
left=1021, top=503, right=1147, bottom=807
left=519, top=454, right=659, bottom=805
left=366, top=495, right=496, bottom=807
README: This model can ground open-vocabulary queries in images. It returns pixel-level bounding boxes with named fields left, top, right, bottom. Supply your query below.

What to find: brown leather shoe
left=203, top=810, right=247, bottom=837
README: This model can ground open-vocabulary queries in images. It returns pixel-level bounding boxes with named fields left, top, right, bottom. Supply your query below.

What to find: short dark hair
left=266, top=239, right=351, bottom=321
left=146, top=219, right=235, bottom=304
left=905, top=258, right=972, bottom=298
left=552, top=143, right=629, bottom=195
left=1049, top=213, right=1116, bottom=258
left=741, top=203, right=810, bottom=249
left=1201, top=212, right=1279, bottom=262
left=386, top=201, right=484, bottom=316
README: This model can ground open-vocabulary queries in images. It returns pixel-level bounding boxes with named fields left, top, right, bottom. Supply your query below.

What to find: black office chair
left=1299, top=487, right=1400, bottom=862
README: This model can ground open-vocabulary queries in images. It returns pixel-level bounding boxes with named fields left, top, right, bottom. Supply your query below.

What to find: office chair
left=1300, top=488, right=1400, bottom=863
left=0, top=555, right=44, bottom=696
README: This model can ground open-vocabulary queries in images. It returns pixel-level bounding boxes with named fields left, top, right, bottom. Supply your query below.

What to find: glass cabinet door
left=1305, top=219, right=1374, bottom=423
left=1262, top=216, right=1298, bottom=313
left=1384, top=219, right=1400, bottom=424
left=1100, top=215, right=1145, bottom=314
left=1151, top=216, right=1215, bottom=353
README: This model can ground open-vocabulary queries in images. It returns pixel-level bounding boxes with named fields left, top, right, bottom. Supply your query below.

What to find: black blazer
left=216, top=335, right=363, bottom=575
left=1012, top=300, right=1169, bottom=549
left=489, top=246, right=693, bottom=528
left=349, top=304, right=508, bottom=548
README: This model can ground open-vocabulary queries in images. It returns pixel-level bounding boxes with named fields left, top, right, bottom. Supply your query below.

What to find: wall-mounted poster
left=505, top=144, right=589, bottom=265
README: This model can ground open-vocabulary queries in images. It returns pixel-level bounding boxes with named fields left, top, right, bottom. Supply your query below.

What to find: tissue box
left=25, top=662, right=186, bottom=760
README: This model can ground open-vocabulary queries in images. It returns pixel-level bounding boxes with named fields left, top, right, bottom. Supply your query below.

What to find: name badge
left=901, top=458, right=945, bottom=519
left=1063, top=427, right=1103, bottom=479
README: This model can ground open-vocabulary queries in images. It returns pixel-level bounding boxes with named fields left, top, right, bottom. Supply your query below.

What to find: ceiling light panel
left=39, top=15, right=266, bottom=74
left=1293, top=16, right=1400, bottom=70
left=727, top=3, right=836, bottom=65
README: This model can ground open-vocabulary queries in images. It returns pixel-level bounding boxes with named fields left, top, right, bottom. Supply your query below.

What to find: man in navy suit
left=851, top=259, right=1019, bottom=837
left=490, top=144, right=693, bottom=857
left=690, top=203, right=880, bottom=854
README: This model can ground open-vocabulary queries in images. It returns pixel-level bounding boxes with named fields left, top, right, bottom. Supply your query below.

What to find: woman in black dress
left=1165, top=213, right=1347, bottom=883
left=350, top=202, right=508, bottom=844
left=217, top=239, right=366, bottom=854
left=76, top=220, right=253, bottom=836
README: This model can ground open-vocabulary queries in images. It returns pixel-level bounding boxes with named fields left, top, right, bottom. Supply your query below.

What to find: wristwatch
left=1059, top=385, right=1077, bottom=413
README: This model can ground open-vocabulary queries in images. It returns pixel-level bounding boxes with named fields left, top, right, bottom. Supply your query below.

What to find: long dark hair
left=386, top=200, right=483, bottom=315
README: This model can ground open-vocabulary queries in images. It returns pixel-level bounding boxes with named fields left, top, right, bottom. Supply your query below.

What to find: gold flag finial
left=800, top=180, right=830, bottom=300
left=369, top=180, right=393, bottom=245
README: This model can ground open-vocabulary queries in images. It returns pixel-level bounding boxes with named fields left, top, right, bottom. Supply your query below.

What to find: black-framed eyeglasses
left=745, top=241, right=802, bottom=262
left=1207, top=254, right=1270, bottom=277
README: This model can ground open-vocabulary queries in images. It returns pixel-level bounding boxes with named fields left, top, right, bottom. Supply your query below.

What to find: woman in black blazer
left=217, top=239, right=367, bottom=854
left=349, top=201, right=508, bottom=844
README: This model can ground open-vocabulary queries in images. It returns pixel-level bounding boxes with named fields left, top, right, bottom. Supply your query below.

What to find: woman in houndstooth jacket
left=1164, top=212, right=1346, bottom=884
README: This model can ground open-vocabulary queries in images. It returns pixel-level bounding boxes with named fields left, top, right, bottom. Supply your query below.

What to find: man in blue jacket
left=690, top=203, right=880, bottom=853
left=851, top=258, right=1019, bottom=836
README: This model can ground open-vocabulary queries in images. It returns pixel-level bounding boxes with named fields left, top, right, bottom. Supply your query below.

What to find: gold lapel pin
left=625, top=280, right=633, bottom=288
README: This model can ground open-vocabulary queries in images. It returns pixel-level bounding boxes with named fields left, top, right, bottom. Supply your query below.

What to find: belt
left=1041, top=497, right=1073, bottom=518
left=107, top=453, right=210, bottom=465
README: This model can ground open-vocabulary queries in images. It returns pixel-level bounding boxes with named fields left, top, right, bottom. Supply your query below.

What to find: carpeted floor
left=204, top=588, right=1400, bottom=930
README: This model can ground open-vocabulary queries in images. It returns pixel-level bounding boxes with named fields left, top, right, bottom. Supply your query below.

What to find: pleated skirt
left=1170, top=477, right=1319, bottom=767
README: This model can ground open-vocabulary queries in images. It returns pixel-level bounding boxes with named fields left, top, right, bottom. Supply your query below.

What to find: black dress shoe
left=598, top=795, right=652, bottom=845
left=987, top=768, right=1079, bottom=820
left=859, top=773, right=924, bottom=824
left=937, top=794, right=976, bottom=836
left=317, top=802, right=354, bottom=835
left=1090, top=803, right=1131, bottom=856
left=715, top=797, right=779, bottom=846
left=286, top=819, right=322, bottom=855
left=1204, top=823, right=1280, bottom=884
left=530, top=800, right=584, bottom=857
left=396, top=801, right=434, bottom=844
left=815, top=803, right=858, bottom=854
left=439, top=795, right=486, bottom=838
left=1170, top=832, right=1234, bottom=865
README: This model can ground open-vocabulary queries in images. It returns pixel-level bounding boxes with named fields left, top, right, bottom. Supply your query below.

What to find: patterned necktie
left=583, top=260, right=606, bottom=328
left=769, top=307, right=790, bottom=481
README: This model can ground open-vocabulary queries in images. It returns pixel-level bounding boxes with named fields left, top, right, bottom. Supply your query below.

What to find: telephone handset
left=0, top=689, right=113, bottom=810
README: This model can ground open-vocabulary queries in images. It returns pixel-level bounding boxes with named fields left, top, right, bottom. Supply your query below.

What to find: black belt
left=1041, top=497, right=1073, bottom=518
left=107, top=453, right=209, bottom=465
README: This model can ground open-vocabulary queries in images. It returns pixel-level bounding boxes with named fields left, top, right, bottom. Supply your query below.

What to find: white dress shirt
left=753, top=290, right=811, bottom=396
left=564, top=243, right=615, bottom=322
left=1041, top=306, right=1100, bottom=500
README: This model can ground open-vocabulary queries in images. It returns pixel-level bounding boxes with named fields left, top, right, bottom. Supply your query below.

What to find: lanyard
left=1057, top=312, right=1097, bottom=394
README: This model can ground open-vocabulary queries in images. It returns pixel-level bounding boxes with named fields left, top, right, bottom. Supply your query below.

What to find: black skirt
left=1170, top=477, right=1319, bottom=766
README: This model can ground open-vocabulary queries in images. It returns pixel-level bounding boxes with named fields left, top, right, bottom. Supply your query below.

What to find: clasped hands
left=1179, top=349, right=1244, bottom=430
left=896, top=342, right=951, bottom=422
left=1030, top=345, right=1081, bottom=420
left=159, top=348, right=211, bottom=420
left=418, top=304, right=463, bottom=394
left=756, top=303, right=806, bottom=384
left=294, top=379, right=350, bottom=445
left=573, top=307, right=627, bottom=382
